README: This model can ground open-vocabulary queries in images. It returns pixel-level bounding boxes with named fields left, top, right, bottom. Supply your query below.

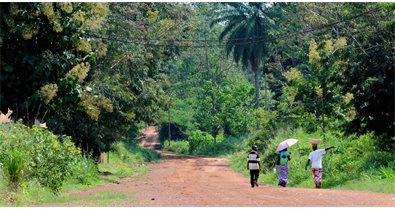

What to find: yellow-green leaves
left=303, top=12, right=329, bottom=29
left=324, top=39, right=334, bottom=55
left=66, top=63, right=90, bottom=83
left=146, top=52, right=154, bottom=60
left=309, top=39, right=321, bottom=64
left=345, top=107, right=356, bottom=122
left=57, top=2, right=73, bottom=14
left=76, top=39, right=92, bottom=52
left=21, top=24, right=39, bottom=40
left=85, top=3, right=109, bottom=32
left=38, top=83, right=58, bottom=104
left=40, top=3, right=64, bottom=33
left=315, top=86, right=323, bottom=97
left=79, top=93, right=113, bottom=121
left=283, top=86, right=298, bottom=106
left=41, top=3, right=55, bottom=20
left=91, top=40, right=108, bottom=57
left=72, top=10, right=86, bottom=25
left=334, top=37, right=347, bottom=50
left=283, top=67, right=303, bottom=82
left=343, top=92, right=354, bottom=105
left=159, top=19, right=176, bottom=36
left=38, top=2, right=108, bottom=34
left=147, top=10, right=159, bottom=24
left=309, top=37, right=347, bottom=64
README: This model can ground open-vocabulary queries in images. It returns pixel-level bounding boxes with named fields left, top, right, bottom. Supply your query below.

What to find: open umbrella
left=276, top=138, right=298, bottom=153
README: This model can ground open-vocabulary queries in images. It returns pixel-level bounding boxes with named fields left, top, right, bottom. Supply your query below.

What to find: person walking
left=305, top=139, right=335, bottom=188
left=276, top=148, right=291, bottom=187
left=247, top=145, right=261, bottom=188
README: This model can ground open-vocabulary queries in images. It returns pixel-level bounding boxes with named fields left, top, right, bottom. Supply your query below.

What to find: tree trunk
left=321, top=86, right=326, bottom=143
left=252, top=62, right=260, bottom=129
left=168, top=108, right=171, bottom=142
left=265, top=72, right=269, bottom=111
left=205, top=34, right=210, bottom=80
left=253, top=64, right=260, bottom=110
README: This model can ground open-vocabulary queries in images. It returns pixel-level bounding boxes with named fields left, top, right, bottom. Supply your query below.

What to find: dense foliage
left=0, top=2, right=394, bottom=199
left=160, top=2, right=394, bottom=151
left=0, top=122, right=94, bottom=193
left=1, top=2, right=195, bottom=156
left=229, top=129, right=395, bottom=192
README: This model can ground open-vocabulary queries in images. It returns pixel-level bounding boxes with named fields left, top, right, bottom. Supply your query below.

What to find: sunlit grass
left=0, top=142, right=159, bottom=206
left=40, top=191, right=135, bottom=206
left=227, top=129, right=395, bottom=194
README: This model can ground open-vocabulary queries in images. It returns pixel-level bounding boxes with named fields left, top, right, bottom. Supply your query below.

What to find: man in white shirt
left=247, top=145, right=261, bottom=188
left=305, top=139, right=335, bottom=188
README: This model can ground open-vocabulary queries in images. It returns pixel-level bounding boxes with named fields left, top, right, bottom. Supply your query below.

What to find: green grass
left=163, top=140, right=190, bottom=154
left=41, top=191, right=135, bottom=206
left=98, top=141, right=159, bottom=179
left=0, top=142, right=160, bottom=206
left=227, top=128, right=395, bottom=194
left=164, top=127, right=395, bottom=194
left=334, top=179, right=395, bottom=193
left=0, top=164, right=139, bottom=207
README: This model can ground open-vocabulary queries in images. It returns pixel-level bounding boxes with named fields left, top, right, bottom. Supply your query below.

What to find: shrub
left=2, top=150, right=26, bottom=190
left=0, top=121, right=92, bottom=193
left=163, top=140, right=190, bottom=154
left=71, top=155, right=98, bottom=185
left=191, top=135, right=245, bottom=156
left=188, top=130, right=214, bottom=152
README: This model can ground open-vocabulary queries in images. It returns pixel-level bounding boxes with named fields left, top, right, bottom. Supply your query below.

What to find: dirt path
left=43, top=127, right=395, bottom=207
left=139, top=126, right=161, bottom=149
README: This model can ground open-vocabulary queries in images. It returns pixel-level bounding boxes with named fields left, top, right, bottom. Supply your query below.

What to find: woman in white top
left=305, top=139, right=335, bottom=188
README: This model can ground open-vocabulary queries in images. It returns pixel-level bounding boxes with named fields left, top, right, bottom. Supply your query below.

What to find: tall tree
left=211, top=3, right=277, bottom=112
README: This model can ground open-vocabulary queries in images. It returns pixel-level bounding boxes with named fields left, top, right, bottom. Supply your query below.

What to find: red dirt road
left=44, top=127, right=395, bottom=207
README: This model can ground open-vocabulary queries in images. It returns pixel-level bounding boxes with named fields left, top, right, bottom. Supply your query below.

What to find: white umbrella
left=276, top=138, right=298, bottom=153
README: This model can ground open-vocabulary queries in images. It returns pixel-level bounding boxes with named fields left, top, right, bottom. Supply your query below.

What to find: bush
left=191, top=135, right=246, bottom=156
left=71, top=155, right=98, bottom=185
left=0, top=121, right=94, bottom=193
left=163, top=140, right=190, bottom=154
left=188, top=130, right=214, bottom=152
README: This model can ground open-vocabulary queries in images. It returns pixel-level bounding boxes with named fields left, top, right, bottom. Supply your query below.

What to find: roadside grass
left=99, top=141, right=159, bottom=179
left=163, top=128, right=395, bottom=194
left=333, top=173, right=395, bottom=193
left=334, top=180, right=395, bottom=194
left=0, top=178, right=113, bottom=206
left=39, top=191, right=134, bottom=206
left=162, top=140, right=190, bottom=155
left=0, top=142, right=159, bottom=206
left=228, top=148, right=395, bottom=194
left=227, top=128, right=395, bottom=194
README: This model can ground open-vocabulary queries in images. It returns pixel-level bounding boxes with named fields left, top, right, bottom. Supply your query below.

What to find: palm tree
left=211, top=3, right=276, bottom=110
